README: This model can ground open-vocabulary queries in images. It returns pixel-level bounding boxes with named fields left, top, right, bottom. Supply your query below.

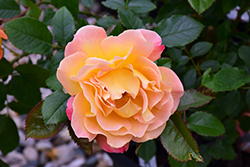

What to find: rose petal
left=0, top=29, right=7, bottom=39
left=65, top=25, right=107, bottom=59
left=137, top=29, right=165, bottom=61
left=66, top=96, right=75, bottom=121
left=57, top=52, right=88, bottom=95
left=96, top=135, right=129, bottom=153
left=71, top=92, right=96, bottom=140
left=114, top=98, right=141, bottom=118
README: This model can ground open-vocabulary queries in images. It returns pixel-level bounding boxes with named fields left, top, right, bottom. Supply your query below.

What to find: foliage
left=0, top=0, right=250, bottom=166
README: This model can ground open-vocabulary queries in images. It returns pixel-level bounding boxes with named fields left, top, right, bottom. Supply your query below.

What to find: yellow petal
left=114, top=98, right=141, bottom=118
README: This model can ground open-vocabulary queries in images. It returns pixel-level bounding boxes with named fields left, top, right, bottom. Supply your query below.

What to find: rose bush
left=0, top=29, right=7, bottom=60
left=57, top=25, right=184, bottom=153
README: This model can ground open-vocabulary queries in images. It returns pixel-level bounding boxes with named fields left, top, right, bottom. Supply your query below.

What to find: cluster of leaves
left=0, top=0, right=250, bottom=166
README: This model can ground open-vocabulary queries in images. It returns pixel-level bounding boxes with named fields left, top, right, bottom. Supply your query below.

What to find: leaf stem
left=184, top=48, right=202, bottom=77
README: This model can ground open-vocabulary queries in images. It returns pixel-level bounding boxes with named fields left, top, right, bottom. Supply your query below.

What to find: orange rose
left=57, top=25, right=184, bottom=153
left=0, top=29, right=8, bottom=60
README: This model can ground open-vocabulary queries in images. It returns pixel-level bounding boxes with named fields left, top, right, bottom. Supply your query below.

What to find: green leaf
left=48, top=50, right=64, bottom=74
left=161, top=112, right=203, bottom=162
left=52, top=7, right=75, bottom=46
left=0, top=58, right=13, bottom=78
left=97, top=16, right=117, bottom=27
left=109, top=23, right=124, bottom=36
left=213, top=67, right=250, bottom=91
left=51, top=0, right=79, bottom=20
left=224, top=120, right=238, bottom=144
left=209, top=139, right=235, bottom=160
left=222, top=0, right=239, bottom=13
left=68, top=122, right=93, bottom=155
left=197, top=144, right=212, bottom=167
left=200, top=60, right=220, bottom=73
left=187, top=0, right=216, bottom=14
left=15, top=63, right=50, bottom=88
left=201, top=68, right=213, bottom=89
left=118, top=8, right=144, bottom=29
left=128, top=0, right=156, bottom=13
left=25, top=101, right=65, bottom=139
left=157, top=58, right=172, bottom=68
left=0, top=82, right=7, bottom=111
left=0, top=0, right=20, bottom=18
left=168, top=156, right=197, bottom=167
left=4, top=17, right=53, bottom=54
left=190, top=42, right=213, bottom=58
left=183, top=69, right=197, bottom=89
left=8, top=101, right=35, bottom=115
left=42, top=89, right=70, bottom=124
left=238, top=45, right=250, bottom=68
left=0, top=159, right=9, bottom=167
left=224, top=90, right=241, bottom=115
left=20, top=0, right=41, bottom=19
left=187, top=111, right=225, bottom=136
left=155, top=15, right=204, bottom=47
left=167, top=47, right=182, bottom=62
left=102, top=0, right=125, bottom=10
left=137, top=140, right=157, bottom=163
left=0, top=115, right=19, bottom=155
left=43, top=7, right=55, bottom=25
left=46, top=73, right=62, bottom=90
left=220, top=52, right=237, bottom=66
left=246, top=89, right=250, bottom=110
left=81, top=0, right=94, bottom=8
left=177, top=90, right=213, bottom=111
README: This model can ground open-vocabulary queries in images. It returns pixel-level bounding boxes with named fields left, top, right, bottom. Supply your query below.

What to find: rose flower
left=57, top=25, right=184, bottom=153
left=0, top=29, right=8, bottom=60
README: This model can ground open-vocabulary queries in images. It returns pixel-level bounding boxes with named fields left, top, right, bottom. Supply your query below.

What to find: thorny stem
left=184, top=48, right=202, bottom=77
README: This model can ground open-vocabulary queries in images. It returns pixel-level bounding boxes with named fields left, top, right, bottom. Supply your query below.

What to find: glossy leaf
left=46, top=73, right=62, bottom=90
left=118, top=8, right=144, bottom=29
left=161, top=112, right=203, bottom=162
left=52, top=7, right=75, bottom=46
left=4, top=17, right=53, bottom=54
left=97, top=16, right=117, bottom=27
left=187, top=111, right=225, bottom=136
left=190, top=42, right=213, bottom=58
left=102, top=0, right=125, bottom=10
left=51, top=0, right=79, bottom=20
left=42, top=89, right=70, bottom=124
left=200, top=60, right=220, bottom=73
left=68, top=122, right=93, bottom=155
left=168, top=156, right=197, bottom=167
left=238, top=45, right=250, bottom=68
left=201, top=68, right=213, bottom=89
left=109, top=23, right=124, bottom=36
left=213, top=67, right=250, bottom=91
left=155, top=15, right=204, bottom=47
left=26, top=101, right=65, bottom=139
left=157, top=58, right=172, bottom=68
left=20, top=0, right=41, bottom=19
left=183, top=69, right=197, bottom=89
left=15, top=63, right=50, bottom=88
left=177, top=90, right=213, bottom=111
left=137, top=140, right=157, bottom=163
left=43, top=7, right=55, bottom=25
left=0, top=115, right=19, bottom=155
left=0, top=0, right=20, bottom=18
left=48, top=50, right=64, bottom=74
left=187, top=0, right=216, bottom=14
left=0, top=58, right=13, bottom=78
left=128, top=0, right=156, bottom=13
left=81, top=0, right=94, bottom=8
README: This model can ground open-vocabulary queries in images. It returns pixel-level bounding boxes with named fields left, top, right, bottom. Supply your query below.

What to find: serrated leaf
left=137, top=140, right=157, bottom=163
left=51, top=0, right=79, bottom=20
left=0, top=0, right=20, bottom=18
left=161, top=112, right=203, bottom=162
left=20, top=0, right=41, bottom=19
left=43, top=7, right=55, bottom=25
left=4, top=17, right=53, bottom=54
left=128, top=0, right=156, bottom=13
left=15, top=63, right=50, bottom=88
left=201, top=68, right=213, bottom=89
left=200, top=60, right=220, bottom=73
left=0, top=114, right=19, bottom=155
left=118, top=8, right=144, bottom=29
left=81, top=0, right=94, bottom=8
left=52, top=7, right=75, bottom=46
left=97, top=16, right=117, bottom=27
left=187, top=111, right=225, bottom=136
left=42, top=89, right=70, bottom=124
left=168, top=156, right=197, bottom=167
left=155, top=15, right=204, bottom=47
left=183, top=69, right=197, bottom=89
left=46, top=73, right=62, bottom=90
left=190, top=42, right=213, bottom=58
left=0, top=159, right=9, bottom=167
left=187, top=0, right=216, bottom=14
left=213, top=68, right=250, bottom=91
left=68, top=122, right=93, bottom=155
left=102, top=0, right=125, bottom=10
left=177, top=90, right=213, bottom=111
left=25, top=101, right=65, bottom=139
left=238, top=45, right=250, bottom=68
left=0, top=58, right=13, bottom=78
left=157, top=58, right=172, bottom=68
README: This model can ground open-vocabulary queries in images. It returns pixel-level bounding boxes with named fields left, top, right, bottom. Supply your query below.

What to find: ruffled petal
left=65, top=25, right=107, bottom=59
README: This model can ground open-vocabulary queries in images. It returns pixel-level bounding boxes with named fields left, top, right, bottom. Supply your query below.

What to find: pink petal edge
left=66, top=96, right=75, bottom=121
